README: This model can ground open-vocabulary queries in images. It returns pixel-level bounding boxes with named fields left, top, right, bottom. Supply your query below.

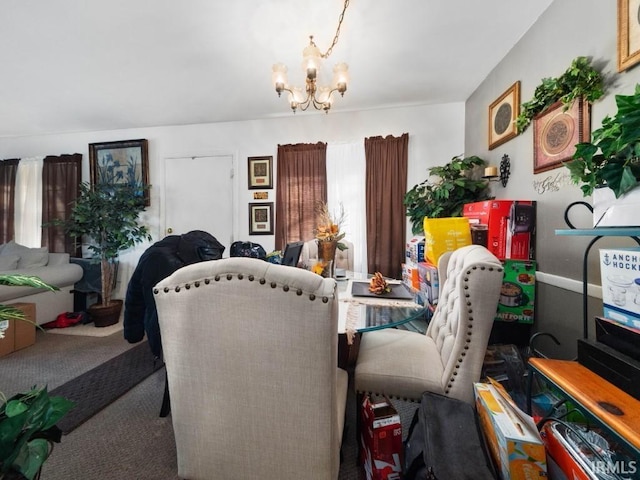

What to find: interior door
left=163, top=154, right=234, bottom=254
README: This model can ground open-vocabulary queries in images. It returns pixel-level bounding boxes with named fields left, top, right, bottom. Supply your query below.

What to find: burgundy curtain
left=365, top=133, right=409, bottom=279
left=274, top=143, right=327, bottom=250
left=0, top=159, right=19, bottom=244
left=42, top=153, right=82, bottom=255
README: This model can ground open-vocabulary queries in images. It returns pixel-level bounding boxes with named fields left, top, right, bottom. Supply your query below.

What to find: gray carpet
left=0, top=328, right=420, bottom=479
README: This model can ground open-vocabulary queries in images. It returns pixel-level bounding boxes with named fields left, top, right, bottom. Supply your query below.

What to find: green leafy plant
left=516, top=56, right=605, bottom=133
left=404, top=155, right=493, bottom=234
left=566, top=84, right=640, bottom=198
left=0, top=386, right=74, bottom=480
left=0, top=276, right=57, bottom=323
left=59, top=182, right=151, bottom=306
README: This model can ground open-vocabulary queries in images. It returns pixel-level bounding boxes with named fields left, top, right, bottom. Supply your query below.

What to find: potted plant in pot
left=0, top=275, right=74, bottom=480
left=565, top=84, right=640, bottom=226
left=404, top=155, right=493, bottom=234
left=60, top=182, right=151, bottom=326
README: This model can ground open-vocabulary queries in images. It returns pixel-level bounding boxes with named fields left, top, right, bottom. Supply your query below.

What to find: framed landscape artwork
left=488, top=81, right=520, bottom=150
left=618, top=0, right=640, bottom=71
left=248, top=202, right=273, bottom=235
left=533, top=98, right=590, bottom=174
left=89, top=139, right=150, bottom=206
left=248, top=156, right=273, bottom=190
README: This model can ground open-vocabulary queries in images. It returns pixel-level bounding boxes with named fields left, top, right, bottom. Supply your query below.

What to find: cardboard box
left=599, top=248, right=640, bottom=332
left=417, top=261, right=439, bottom=305
left=405, top=236, right=425, bottom=265
left=463, top=200, right=536, bottom=261
left=474, top=381, right=547, bottom=480
left=495, top=260, right=536, bottom=324
left=0, top=303, right=36, bottom=357
left=360, top=394, right=403, bottom=480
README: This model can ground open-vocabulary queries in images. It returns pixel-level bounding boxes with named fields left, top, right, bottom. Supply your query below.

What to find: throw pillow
left=0, top=254, right=19, bottom=271
left=1, top=240, right=49, bottom=268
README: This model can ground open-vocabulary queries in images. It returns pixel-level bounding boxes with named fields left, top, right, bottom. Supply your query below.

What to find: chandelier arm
left=321, top=0, right=349, bottom=59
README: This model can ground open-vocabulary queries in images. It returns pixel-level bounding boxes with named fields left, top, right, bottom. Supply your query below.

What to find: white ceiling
left=0, top=0, right=554, bottom=138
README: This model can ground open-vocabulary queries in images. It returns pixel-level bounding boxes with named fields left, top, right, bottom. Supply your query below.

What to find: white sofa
left=0, top=241, right=84, bottom=325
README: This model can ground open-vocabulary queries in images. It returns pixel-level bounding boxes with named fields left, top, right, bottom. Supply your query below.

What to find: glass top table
left=336, top=272, right=429, bottom=341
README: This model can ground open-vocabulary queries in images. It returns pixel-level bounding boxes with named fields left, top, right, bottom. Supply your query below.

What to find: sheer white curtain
left=326, top=141, right=367, bottom=273
left=14, top=156, right=44, bottom=247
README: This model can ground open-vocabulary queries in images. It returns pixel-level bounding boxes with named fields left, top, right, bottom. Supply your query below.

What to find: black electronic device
left=595, top=316, right=640, bottom=363
left=577, top=338, right=640, bottom=400
left=281, top=241, right=304, bottom=267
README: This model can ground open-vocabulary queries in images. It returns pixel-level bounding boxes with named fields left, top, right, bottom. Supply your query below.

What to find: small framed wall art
left=89, top=139, right=150, bottom=206
left=618, top=0, right=640, bottom=71
left=248, top=202, right=274, bottom=235
left=533, top=98, right=590, bottom=174
left=488, top=81, right=520, bottom=150
left=248, top=156, right=273, bottom=190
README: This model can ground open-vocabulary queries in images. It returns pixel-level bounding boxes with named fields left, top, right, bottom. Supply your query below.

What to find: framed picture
left=488, top=81, right=520, bottom=150
left=248, top=202, right=274, bottom=235
left=618, top=0, right=640, bottom=71
left=248, top=156, right=273, bottom=190
left=89, top=139, right=150, bottom=206
left=533, top=98, right=590, bottom=174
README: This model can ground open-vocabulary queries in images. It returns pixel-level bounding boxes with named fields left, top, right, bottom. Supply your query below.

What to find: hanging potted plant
left=565, top=84, right=640, bottom=226
left=404, top=155, right=492, bottom=234
left=60, top=182, right=151, bottom=326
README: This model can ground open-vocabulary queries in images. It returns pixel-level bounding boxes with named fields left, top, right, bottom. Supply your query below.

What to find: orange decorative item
left=369, top=272, right=391, bottom=295
left=314, top=202, right=347, bottom=278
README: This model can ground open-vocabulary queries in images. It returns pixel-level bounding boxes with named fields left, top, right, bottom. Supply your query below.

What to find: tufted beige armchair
left=300, top=239, right=354, bottom=271
left=154, top=257, right=348, bottom=480
left=354, top=245, right=503, bottom=405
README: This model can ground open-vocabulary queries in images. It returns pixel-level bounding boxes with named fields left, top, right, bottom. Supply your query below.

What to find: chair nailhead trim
left=163, top=287, right=170, bottom=293
left=227, top=274, right=233, bottom=280
left=259, top=278, right=266, bottom=284
left=270, top=282, right=277, bottom=288
left=153, top=288, right=158, bottom=294
left=185, top=283, right=191, bottom=289
left=283, top=285, right=289, bottom=292
left=248, top=275, right=254, bottom=281
left=238, top=273, right=243, bottom=280
left=322, top=297, right=329, bottom=303
left=214, top=275, right=220, bottom=281
left=296, top=289, right=303, bottom=295
left=194, top=281, right=200, bottom=287
left=309, top=294, right=316, bottom=301
left=174, top=286, right=181, bottom=292
left=205, top=278, right=210, bottom=284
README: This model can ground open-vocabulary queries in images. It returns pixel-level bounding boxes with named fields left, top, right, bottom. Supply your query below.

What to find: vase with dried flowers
left=314, top=202, right=347, bottom=278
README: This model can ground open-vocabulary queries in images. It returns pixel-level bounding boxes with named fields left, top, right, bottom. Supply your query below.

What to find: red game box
left=360, top=394, right=403, bottom=480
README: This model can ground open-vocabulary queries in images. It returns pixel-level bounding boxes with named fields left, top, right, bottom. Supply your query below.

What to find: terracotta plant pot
left=88, top=299, right=123, bottom=327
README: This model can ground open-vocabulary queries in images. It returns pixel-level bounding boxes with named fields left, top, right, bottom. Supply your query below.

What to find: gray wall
left=465, top=0, right=640, bottom=358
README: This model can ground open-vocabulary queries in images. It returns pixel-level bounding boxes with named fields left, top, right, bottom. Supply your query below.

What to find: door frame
left=161, top=150, right=239, bottom=247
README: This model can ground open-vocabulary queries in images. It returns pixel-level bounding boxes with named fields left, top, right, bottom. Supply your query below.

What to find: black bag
left=229, top=241, right=266, bottom=260
left=404, top=392, right=496, bottom=480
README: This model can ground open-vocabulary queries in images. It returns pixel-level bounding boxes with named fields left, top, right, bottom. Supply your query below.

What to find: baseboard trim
left=536, top=271, right=602, bottom=299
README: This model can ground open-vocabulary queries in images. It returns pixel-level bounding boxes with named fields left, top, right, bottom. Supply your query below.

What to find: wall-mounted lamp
left=482, top=154, right=511, bottom=187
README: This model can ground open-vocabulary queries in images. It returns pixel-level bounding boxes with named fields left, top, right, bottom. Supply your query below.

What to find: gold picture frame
left=533, top=98, right=590, bottom=174
left=488, top=81, right=520, bottom=150
left=618, top=0, right=640, bottom=71
left=248, top=156, right=273, bottom=190
left=248, top=202, right=274, bottom=235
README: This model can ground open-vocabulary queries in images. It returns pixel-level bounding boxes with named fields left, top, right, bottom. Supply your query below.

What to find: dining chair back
left=154, top=257, right=348, bottom=479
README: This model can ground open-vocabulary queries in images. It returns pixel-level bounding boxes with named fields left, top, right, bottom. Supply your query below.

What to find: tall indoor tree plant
left=61, top=182, right=151, bottom=326
left=404, top=155, right=492, bottom=234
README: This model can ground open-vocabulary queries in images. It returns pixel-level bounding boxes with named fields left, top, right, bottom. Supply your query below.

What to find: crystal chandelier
left=272, top=0, right=350, bottom=113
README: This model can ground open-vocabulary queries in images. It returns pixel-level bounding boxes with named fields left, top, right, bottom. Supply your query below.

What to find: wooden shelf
left=529, top=357, right=640, bottom=453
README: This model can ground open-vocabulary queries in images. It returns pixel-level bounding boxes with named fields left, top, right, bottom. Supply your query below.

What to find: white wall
left=0, top=102, right=465, bottom=296
left=465, top=0, right=640, bottom=356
